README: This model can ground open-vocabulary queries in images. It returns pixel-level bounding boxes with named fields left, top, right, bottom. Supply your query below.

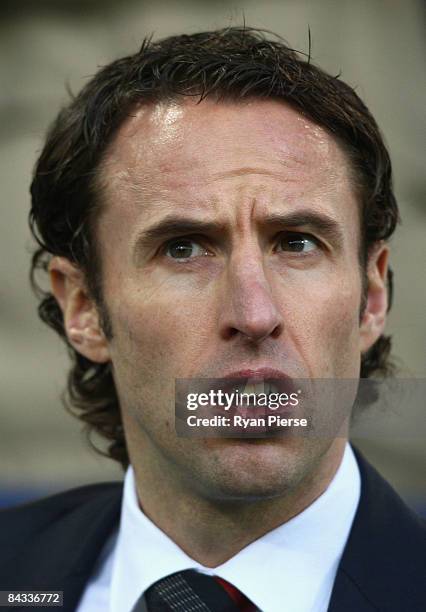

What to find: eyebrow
left=263, top=211, right=345, bottom=249
left=135, top=218, right=226, bottom=249
left=133, top=209, right=344, bottom=259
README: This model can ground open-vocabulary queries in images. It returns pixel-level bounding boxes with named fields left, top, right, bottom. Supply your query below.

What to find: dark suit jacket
left=1, top=450, right=425, bottom=612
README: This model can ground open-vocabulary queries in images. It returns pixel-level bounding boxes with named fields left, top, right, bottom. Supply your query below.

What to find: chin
left=194, top=438, right=315, bottom=502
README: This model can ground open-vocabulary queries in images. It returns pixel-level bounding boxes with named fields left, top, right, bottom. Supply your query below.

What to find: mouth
left=220, top=367, right=297, bottom=398
left=176, top=367, right=305, bottom=437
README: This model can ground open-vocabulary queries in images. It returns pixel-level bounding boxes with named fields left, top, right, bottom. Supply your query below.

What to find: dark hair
left=29, top=27, right=399, bottom=469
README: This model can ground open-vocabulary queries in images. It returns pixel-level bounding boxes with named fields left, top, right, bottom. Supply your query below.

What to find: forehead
left=97, top=97, right=357, bottom=228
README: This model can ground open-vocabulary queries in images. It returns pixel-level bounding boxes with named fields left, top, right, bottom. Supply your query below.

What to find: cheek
left=321, top=283, right=362, bottom=376
left=285, top=273, right=362, bottom=377
left=109, top=283, right=210, bottom=378
left=107, top=293, right=183, bottom=428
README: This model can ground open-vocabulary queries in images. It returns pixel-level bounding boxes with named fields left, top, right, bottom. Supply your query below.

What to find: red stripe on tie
left=214, top=576, right=257, bottom=611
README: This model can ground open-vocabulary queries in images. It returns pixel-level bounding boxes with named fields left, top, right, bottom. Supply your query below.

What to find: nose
left=219, top=251, right=283, bottom=343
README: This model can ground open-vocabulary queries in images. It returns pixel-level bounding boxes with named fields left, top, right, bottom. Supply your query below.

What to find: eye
left=164, top=238, right=209, bottom=260
left=276, top=232, right=319, bottom=254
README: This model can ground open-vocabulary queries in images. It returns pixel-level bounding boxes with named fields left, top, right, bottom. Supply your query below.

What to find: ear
left=359, top=243, right=390, bottom=353
left=49, top=257, right=110, bottom=363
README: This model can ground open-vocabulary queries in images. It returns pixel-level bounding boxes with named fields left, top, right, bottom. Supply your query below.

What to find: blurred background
left=0, top=0, right=425, bottom=511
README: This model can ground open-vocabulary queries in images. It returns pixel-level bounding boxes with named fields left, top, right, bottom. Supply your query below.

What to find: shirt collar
left=110, top=443, right=360, bottom=612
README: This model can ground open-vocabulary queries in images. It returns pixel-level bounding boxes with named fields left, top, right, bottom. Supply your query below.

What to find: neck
left=129, top=437, right=347, bottom=567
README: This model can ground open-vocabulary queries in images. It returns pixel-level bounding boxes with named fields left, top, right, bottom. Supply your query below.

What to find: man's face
left=81, top=99, right=384, bottom=499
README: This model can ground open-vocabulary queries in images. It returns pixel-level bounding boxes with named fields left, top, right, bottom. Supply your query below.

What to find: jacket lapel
left=3, top=483, right=122, bottom=612
left=328, top=568, right=377, bottom=611
left=328, top=448, right=425, bottom=612
left=59, top=485, right=122, bottom=611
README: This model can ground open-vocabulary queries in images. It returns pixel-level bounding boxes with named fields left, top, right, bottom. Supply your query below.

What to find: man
left=1, top=27, right=424, bottom=612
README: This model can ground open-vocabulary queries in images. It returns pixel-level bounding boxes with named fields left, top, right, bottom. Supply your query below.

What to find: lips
left=196, top=371, right=299, bottom=418
left=221, top=367, right=295, bottom=384
left=175, top=367, right=306, bottom=437
left=219, top=368, right=298, bottom=403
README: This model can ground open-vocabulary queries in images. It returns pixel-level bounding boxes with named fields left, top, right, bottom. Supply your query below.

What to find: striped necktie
left=132, top=569, right=259, bottom=611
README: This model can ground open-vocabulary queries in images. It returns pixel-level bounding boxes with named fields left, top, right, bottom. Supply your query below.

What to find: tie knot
left=132, top=569, right=258, bottom=611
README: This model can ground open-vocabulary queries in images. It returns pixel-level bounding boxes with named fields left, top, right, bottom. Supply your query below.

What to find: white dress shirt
left=76, top=443, right=360, bottom=612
